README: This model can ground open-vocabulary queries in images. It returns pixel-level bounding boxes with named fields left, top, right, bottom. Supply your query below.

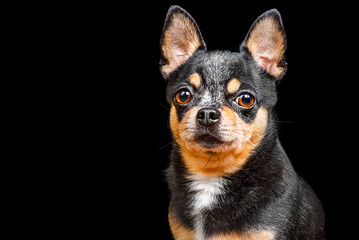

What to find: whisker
left=156, top=140, right=174, bottom=151
left=217, top=153, right=224, bottom=174
left=221, top=128, right=273, bottom=160
left=177, top=121, right=193, bottom=125
left=204, top=153, right=213, bottom=168
left=159, top=103, right=170, bottom=111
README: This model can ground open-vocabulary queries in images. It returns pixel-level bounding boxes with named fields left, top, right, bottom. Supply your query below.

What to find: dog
left=160, top=6, right=325, bottom=240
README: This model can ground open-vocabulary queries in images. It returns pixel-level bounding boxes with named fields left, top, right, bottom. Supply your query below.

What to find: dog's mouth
left=194, top=134, right=225, bottom=148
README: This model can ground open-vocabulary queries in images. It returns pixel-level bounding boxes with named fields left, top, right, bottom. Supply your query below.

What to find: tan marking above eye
left=227, top=78, right=241, bottom=94
left=189, top=73, right=201, bottom=88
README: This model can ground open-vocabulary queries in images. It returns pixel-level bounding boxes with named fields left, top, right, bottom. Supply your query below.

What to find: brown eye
left=175, top=89, right=192, bottom=104
left=237, top=93, right=255, bottom=108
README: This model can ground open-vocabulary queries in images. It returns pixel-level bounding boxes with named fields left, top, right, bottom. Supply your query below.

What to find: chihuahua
left=160, top=6, right=325, bottom=240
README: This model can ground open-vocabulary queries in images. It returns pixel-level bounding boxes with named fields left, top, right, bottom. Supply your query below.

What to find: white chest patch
left=188, top=174, right=226, bottom=212
left=187, top=174, right=226, bottom=240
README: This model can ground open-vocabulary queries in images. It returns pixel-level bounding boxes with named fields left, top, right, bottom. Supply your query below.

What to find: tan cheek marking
left=170, top=104, right=199, bottom=147
left=169, top=104, right=180, bottom=140
left=227, top=78, right=241, bottom=94
left=216, top=106, right=268, bottom=176
left=221, top=105, right=239, bottom=127
left=189, top=73, right=201, bottom=88
left=170, top=104, right=268, bottom=177
left=209, top=229, right=275, bottom=240
left=170, top=104, right=220, bottom=175
left=177, top=106, right=268, bottom=177
left=169, top=208, right=195, bottom=240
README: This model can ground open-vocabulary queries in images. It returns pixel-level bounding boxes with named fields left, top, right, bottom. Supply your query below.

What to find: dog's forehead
left=196, top=51, right=243, bottom=85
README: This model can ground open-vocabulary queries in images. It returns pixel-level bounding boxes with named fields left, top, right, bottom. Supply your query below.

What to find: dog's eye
left=237, top=93, right=255, bottom=108
left=175, top=89, right=192, bottom=104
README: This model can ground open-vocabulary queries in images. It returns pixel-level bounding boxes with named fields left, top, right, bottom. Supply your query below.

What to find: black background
left=73, top=1, right=357, bottom=239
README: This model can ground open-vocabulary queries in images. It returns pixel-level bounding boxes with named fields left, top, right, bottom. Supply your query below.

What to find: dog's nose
left=197, top=108, right=221, bottom=126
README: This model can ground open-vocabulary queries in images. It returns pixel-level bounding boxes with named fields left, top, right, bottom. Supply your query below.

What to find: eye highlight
left=237, top=93, right=255, bottom=108
left=175, top=89, right=192, bottom=104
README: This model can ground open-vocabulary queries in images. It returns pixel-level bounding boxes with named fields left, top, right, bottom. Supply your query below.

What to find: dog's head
left=160, top=6, right=287, bottom=176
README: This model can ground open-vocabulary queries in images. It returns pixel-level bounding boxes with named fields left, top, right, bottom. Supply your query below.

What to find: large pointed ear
left=160, top=6, right=206, bottom=78
left=240, top=9, right=287, bottom=80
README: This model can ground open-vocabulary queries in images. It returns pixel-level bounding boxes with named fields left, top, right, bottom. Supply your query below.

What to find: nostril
left=209, top=111, right=220, bottom=122
left=197, top=110, right=205, bottom=121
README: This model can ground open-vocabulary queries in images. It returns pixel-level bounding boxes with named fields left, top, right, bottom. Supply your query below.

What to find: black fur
left=161, top=6, right=325, bottom=240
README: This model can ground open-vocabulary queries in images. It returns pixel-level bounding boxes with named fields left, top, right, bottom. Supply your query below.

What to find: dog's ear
left=160, top=6, right=206, bottom=78
left=240, top=9, right=287, bottom=80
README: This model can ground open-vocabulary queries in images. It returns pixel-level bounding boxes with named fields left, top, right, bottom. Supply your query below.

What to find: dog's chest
left=187, top=174, right=226, bottom=239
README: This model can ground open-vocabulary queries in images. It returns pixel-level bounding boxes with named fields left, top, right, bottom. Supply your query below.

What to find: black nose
left=197, top=108, right=221, bottom=126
